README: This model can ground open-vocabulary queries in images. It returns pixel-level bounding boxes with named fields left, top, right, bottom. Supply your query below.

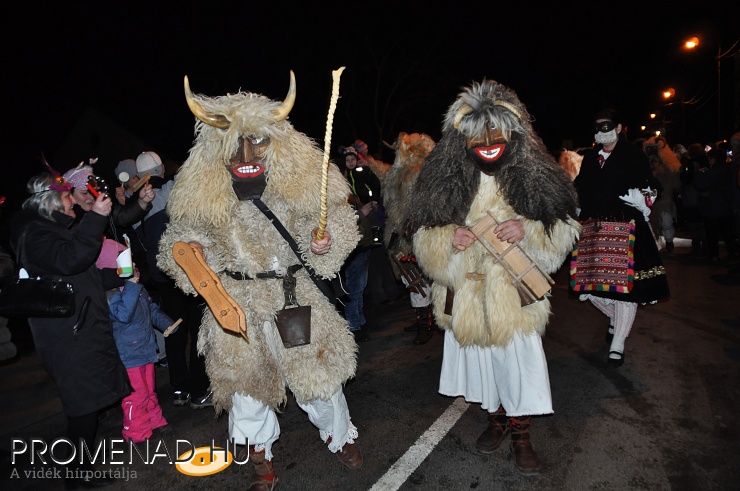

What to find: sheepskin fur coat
left=406, top=80, right=581, bottom=348
left=381, top=132, right=436, bottom=257
left=157, top=83, right=360, bottom=412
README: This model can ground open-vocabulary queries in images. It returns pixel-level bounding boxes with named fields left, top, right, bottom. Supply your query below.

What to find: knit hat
left=136, top=151, right=163, bottom=176
left=339, top=145, right=358, bottom=159
left=62, top=164, right=94, bottom=191
left=96, top=239, right=127, bottom=269
left=114, top=159, right=138, bottom=183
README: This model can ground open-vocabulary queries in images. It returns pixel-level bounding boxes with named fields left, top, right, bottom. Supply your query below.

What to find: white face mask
left=595, top=129, right=618, bottom=144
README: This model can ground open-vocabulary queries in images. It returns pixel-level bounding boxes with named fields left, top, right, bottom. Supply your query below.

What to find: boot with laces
left=247, top=446, right=278, bottom=491
left=412, top=306, right=435, bottom=345
left=509, top=416, right=541, bottom=475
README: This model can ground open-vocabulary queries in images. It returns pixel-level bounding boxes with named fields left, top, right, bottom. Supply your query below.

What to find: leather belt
left=223, top=265, right=302, bottom=281
left=223, top=271, right=254, bottom=280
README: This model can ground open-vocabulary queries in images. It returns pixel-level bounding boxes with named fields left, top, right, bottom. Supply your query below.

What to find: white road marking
left=369, top=397, right=470, bottom=491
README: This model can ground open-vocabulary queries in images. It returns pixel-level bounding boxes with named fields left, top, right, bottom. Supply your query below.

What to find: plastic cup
left=116, top=248, right=134, bottom=278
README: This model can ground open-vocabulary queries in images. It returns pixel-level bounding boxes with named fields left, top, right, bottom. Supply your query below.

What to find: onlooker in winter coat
left=694, top=146, right=738, bottom=260
left=10, top=170, right=130, bottom=488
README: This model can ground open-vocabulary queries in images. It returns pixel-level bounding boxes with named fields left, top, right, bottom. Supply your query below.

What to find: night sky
left=4, top=1, right=738, bottom=211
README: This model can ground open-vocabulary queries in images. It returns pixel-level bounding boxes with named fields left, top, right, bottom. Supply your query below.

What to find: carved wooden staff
left=315, top=66, right=345, bottom=240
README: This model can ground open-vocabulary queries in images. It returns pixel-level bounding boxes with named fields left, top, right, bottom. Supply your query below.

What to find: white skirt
left=438, top=330, right=553, bottom=417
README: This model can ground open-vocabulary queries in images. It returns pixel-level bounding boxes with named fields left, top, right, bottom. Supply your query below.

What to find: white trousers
left=580, top=295, right=637, bottom=338
left=228, top=389, right=358, bottom=460
left=403, top=277, right=432, bottom=308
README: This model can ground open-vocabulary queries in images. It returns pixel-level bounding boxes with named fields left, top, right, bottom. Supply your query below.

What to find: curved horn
left=494, top=100, right=522, bottom=120
left=452, top=103, right=474, bottom=130
left=184, top=76, right=230, bottom=129
left=271, top=70, right=296, bottom=122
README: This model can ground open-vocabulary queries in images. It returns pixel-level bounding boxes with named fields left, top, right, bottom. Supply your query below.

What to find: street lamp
left=646, top=112, right=662, bottom=138
left=685, top=36, right=740, bottom=140
left=662, top=88, right=690, bottom=143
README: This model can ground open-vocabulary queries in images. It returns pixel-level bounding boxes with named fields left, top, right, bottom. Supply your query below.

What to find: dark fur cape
left=404, top=80, right=578, bottom=236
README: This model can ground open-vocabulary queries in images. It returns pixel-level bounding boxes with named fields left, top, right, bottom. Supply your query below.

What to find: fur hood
left=168, top=87, right=351, bottom=229
left=405, top=80, right=578, bottom=236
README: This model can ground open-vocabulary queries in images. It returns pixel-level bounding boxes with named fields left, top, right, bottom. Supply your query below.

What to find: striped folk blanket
left=570, top=219, right=636, bottom=293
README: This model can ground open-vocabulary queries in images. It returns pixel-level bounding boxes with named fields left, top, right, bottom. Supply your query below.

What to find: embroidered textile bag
left=570, top=219, right=635, bottom=293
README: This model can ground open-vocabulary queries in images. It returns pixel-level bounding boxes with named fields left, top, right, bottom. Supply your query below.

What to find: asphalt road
left=1, top=242, right=739, bottom=491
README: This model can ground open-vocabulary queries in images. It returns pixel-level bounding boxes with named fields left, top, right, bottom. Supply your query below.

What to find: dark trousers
left=366, top=245, right=402, bottom=305
left=66, top=411, right=99, bottom=466
left=703, top=214, right=737, bottom=259
left=153, top=280, right=210, bottom=398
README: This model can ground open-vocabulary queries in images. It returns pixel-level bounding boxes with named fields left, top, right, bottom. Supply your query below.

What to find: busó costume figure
left=377, top=132, right=438, bottom=344
left=404, top=79, right=580, bottom=474
left=156, top=72, right=363, bottom=490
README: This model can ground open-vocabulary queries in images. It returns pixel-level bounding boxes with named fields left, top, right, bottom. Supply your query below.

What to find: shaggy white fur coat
left=157, top=91, right=360, bottom=412
left=413, top=173, right=579, bottom=348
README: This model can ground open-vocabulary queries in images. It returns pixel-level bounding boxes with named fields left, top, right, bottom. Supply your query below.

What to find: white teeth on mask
left=237, top=165, right=259, bottom=174
left=480, top=148, right=501, bottom=159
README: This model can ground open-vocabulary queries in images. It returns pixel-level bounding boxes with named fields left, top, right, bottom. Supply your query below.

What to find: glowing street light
left=685, top=36, right=740, bottom=139
left=645, top=112, right=664, bottom=138
left=661, top=88, right=688, bottom=142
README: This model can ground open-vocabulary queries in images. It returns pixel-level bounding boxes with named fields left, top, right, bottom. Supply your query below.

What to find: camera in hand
left=86, top=175, right=109, bottom=198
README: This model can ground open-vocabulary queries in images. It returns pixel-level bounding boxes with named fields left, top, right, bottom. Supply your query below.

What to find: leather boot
left=475, top=405, right=510, bottom=453
left=404, top=306, right=426, bottom=332
left=336, top=442, right=363, bottom=469
left=509, top=416, right=541, bottom=475
left=413, top=306, right=434, bottom=345
left=248, top=446, right=278, bottom=491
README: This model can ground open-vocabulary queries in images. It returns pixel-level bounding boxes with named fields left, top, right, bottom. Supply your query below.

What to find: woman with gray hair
left=10, top=171, right=130, bottom=489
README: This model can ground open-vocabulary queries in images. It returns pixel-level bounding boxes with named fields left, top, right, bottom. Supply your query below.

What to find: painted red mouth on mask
left=474, top=144, right=506, bottom=162
left=232, top=163, right=264, bottom=178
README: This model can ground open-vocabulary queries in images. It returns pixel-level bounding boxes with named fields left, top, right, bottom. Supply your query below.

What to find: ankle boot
left=336, top=442, right=364, bottom=469
left=404, top=306, right=426, bottom=332
left=509, top=416, right=541, bottom=475
left=248, top=447, right=278, bottom=491
left=413, top=307, right=434, bottom=345
left=475, top=405, right=510, bottom=453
